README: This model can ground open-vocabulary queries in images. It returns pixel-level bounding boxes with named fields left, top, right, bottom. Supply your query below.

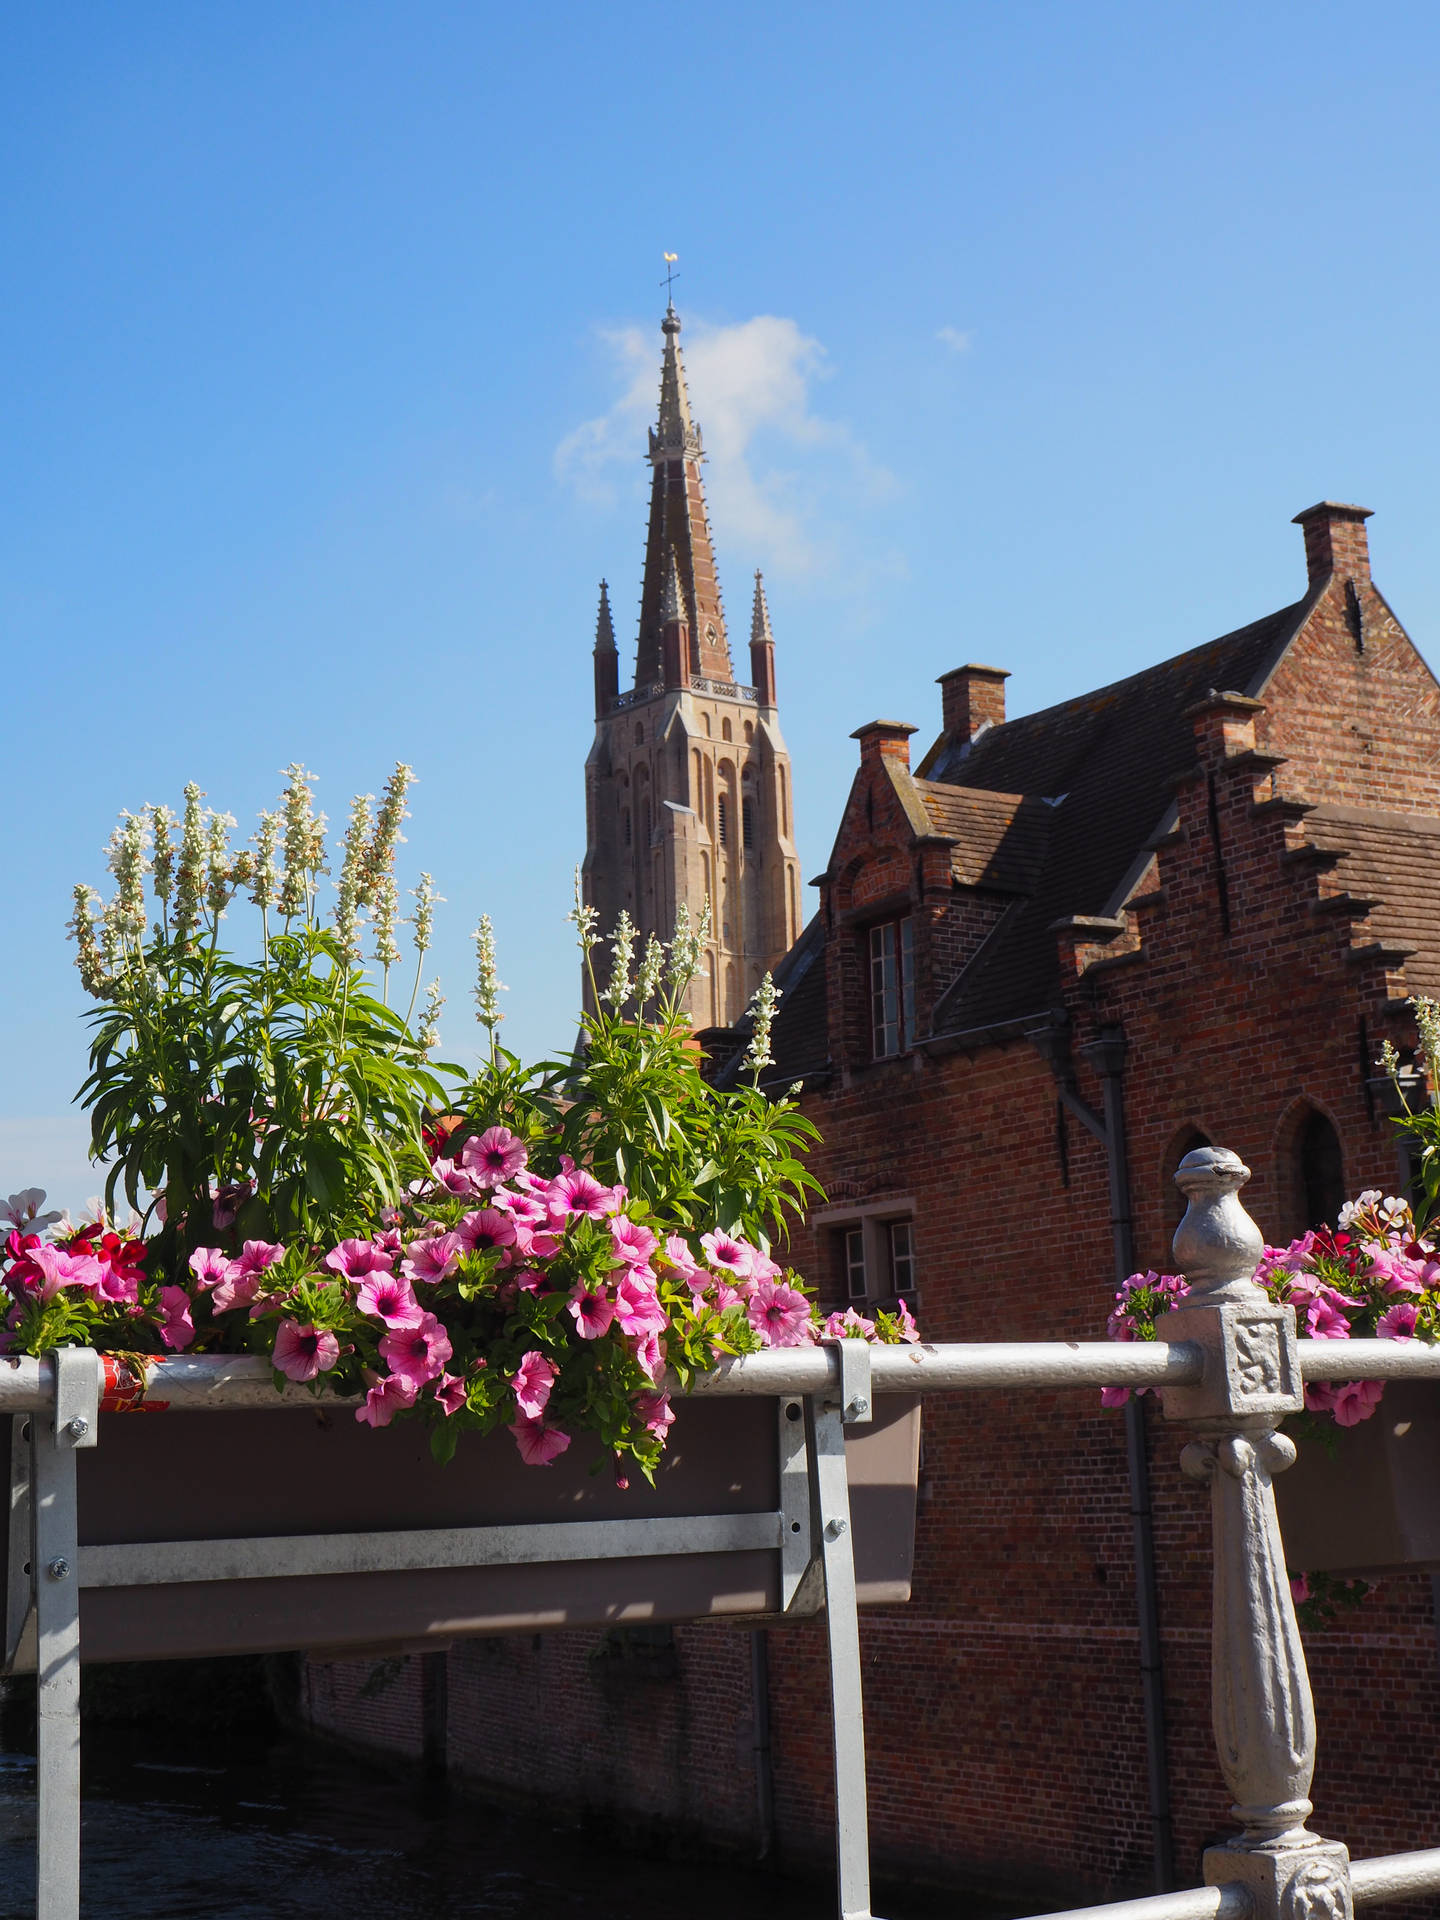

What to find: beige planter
left=9, top=1392, right=920, bottom=1666
left=1274, top=1382, right=1440, bottom=1577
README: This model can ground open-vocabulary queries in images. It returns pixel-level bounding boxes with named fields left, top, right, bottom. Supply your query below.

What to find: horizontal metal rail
left=5, top=1335, right=1440, bottom=1415
left=1018, top=1884, right=1251, bottom=1920
left=78, top=1509, right=782, bottom=1588
left=1350, top=1845, right=1440, bottom=1904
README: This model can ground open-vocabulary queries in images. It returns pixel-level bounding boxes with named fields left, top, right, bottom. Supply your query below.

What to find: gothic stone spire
left=749, top=570, right=777, bottom=707
left=634, top=305, right=734, bottom=689
left=592, top=579, right=618, bottom=714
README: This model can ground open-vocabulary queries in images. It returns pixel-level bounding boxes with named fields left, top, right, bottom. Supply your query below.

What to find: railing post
left=1157, top=1147, right=1353, bottom=1920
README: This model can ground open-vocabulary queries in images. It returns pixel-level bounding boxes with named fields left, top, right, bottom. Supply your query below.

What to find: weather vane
left=662, top=251, right=679, bottom=304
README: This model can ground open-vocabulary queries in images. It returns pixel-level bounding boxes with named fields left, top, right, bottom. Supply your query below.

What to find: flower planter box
left=1274, top=1383, right=1440, bottom=1577
left=7, top=1392, right=920, bottom=1668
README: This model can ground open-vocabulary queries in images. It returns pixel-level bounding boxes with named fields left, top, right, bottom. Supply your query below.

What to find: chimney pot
left=937, top=663, right=1009, bottom=741
left=1292, top=501, right=1373, bottom=586
left=850, top=720, right=917, bottom=770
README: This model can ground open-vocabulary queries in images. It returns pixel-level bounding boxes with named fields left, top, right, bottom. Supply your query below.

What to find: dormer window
left=869, top=916, right=915, bottom=1058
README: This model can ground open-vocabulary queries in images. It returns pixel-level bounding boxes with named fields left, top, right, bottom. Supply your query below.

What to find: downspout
left=1030, top=1019, right=1175, bottom=1894
left=750, top=1627, right=775, bottom=1861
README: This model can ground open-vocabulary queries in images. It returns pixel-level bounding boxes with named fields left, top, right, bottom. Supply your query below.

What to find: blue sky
left=6, top=0, right=1440, bottom=1213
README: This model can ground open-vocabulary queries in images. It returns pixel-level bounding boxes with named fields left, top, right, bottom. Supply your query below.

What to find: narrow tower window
left=717, top=795, right=729, bottom=846
left=742, top=798, right=754, bottom=848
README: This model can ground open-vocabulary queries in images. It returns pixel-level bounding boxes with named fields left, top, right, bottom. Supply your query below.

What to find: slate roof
left=760, top=588, right=1325, bottom=1077
left=1306, top=805, right=1440, bottom=994
left=926, top=592, right=1320, bottom=1034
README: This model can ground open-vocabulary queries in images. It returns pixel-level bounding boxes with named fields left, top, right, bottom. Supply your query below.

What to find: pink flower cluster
left=1102, top=1190, right=1440, bottom=1426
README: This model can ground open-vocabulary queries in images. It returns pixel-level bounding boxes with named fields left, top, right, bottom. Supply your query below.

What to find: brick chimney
left=1292, top=502, right=1372, bottom=585
left=851, top=720, right=916, bottom=770
left=937, top=664, right=1009, bottom=742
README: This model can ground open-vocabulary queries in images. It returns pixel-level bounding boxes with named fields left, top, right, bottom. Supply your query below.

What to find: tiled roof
left=912, top=782, right=1053, bottom=893
left=1305, top=805, right=1440, bottom=993
left=927, top=592, right=1319, bottom=1034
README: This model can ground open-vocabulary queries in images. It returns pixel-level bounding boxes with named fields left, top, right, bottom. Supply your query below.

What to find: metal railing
left=4, top=1143, right=1438, bottom=1920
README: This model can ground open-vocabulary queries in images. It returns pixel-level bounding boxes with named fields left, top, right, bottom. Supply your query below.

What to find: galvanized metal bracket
left=832, top=1339, right=873, bottom=1426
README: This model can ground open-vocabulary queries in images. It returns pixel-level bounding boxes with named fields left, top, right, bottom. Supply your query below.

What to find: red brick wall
left=298, top=562, right=1440, bottom=1906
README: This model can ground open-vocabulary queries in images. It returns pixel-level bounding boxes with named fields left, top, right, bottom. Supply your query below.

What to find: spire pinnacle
left=594, top=579, right=616, bottom=652
left=650, top=305, right=703, bottom=463
left=750, top=570, right=774, bottom=648
left=659, top=547, right=687, bottom=627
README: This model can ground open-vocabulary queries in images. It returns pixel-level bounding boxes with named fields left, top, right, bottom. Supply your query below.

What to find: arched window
left=744, top=721, right=754, bottom=744
left=1297, top=1109, right=1345, bottom=1230
left=722, top=717, right=733, bottom=743
left=623, top=808, right=631, bottom=848
left=634, top=723, right=644, bottom=746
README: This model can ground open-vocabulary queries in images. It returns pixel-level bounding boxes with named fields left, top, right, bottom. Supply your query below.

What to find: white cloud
left=936, top=325, right=973, bottom=354
left=556, top=313, right=890, bottom=576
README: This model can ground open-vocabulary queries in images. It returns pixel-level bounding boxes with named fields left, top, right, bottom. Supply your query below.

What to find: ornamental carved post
left=1158, top=1147, right=1353, bottom=1920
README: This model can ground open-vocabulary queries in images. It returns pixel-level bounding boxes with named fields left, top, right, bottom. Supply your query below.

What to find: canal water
left=0, top=1685, right=1017, bottom=1920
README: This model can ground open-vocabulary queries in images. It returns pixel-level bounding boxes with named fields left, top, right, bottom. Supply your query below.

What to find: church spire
left=749, top=570, right=777, bottom=707
left=592, top=579, right=618, bottom=716
left=633, top=304, right=734, bottom=689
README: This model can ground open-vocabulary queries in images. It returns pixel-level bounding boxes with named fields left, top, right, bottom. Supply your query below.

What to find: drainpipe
left=1030, top=1018, right=1175, bottom=1894
left=750, top=1627, right=775, bottom=1861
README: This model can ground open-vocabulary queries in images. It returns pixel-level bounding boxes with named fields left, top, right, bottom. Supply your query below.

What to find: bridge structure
left=5, top=1144, right=1440, bottom=1920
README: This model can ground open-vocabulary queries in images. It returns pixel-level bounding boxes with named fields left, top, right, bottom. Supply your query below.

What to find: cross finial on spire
left=661, top=251, right=679, bottom=309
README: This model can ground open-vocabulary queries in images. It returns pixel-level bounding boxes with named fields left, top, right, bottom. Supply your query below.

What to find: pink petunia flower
left=22, top=1244, right=101, bottom=1302
left=511, top=1349, right=557, bottom=1420
left=232, top=1239, right=286, bottom=1278
left=401, top=1232, right=463, bottom=1285
left=1305, top=1294, right=1353, bottom=1340
left=273, top=1319, right=341, bottom=1382
left=429, top=1158, right=482, bottom=1199
left=1377, top=1301, right=1420, bottom=1341
left=509, top=1415, right=572, bottom=1466
left=491, top=1187, right=549, bottom=1227
left=379, top=1312, right=453, bottom=1389
left=747, top=1280, right=813, bottom=1348
left=210, top=1267, right=264, bottom=1315
left=629, top=1329, right=665, bottom=1383
left=157, top=1286, right=195, bottom=1350
left=354, top=1270, right=424, bottom=1329
left=893, top=1297, right=921, bottom=1344
left=823, top=1307, right=876, bottom=1341
left=456, top=1208, right=517, bottom=1256
left=323, top=1238, right=395, bottom=1280
left=188, top=1247, right=232, bottom=1289
left=661, top=1234, right=707, bottom=1292
left=701, top=1230, right=757, bottom=1279
left=613, top=1272, right=667, bottom=1338
left=632, top=1389, right=675, bottom=1438
left=548, top=1168, right=619, bottom=1224
left=1100, top=1386, right=1133, bottom=1408
left=355, top=1373, right=418, bottom=1428
left=460, top=1126, right=528, bottom=1187
left=609, top=1216, right=657, bottom=1267
left=1290, top=1573, right=1311, bottom=1604
left=433, top=1372, right=468, bottom=1417
left=1331, top=1377, right=1387, bottom=1427
left=568, top=1282, right=616, bottom=1340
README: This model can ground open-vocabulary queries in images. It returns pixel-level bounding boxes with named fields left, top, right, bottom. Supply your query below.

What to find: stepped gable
left=1304, top=804, right=1440, bottom=993
left=929, top=592, right=1318, bottom=1035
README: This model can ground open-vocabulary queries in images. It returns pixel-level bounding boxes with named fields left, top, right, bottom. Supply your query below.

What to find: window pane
left=845, top=1227, right=867, bottom=1300
left=717, top=796, right=728, bottom=846
left=899, top=916, right=915, bottom=1048
left=889, top=1220, right=915, bottom=1294
left=742, top=798, right=754, bottom=848
left=870, top=923, right=899, bottom=1057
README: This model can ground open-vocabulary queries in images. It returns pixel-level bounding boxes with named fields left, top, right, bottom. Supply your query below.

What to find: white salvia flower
left=410, top=872, right=442, bottom=955
left=742, top=972, right=781, bottom=1076
left=278, top=765, right=319, bottom=919
left=149, top=804, right=177, bottom=906
left=100, top=894, right=130, bottom=979
left=667, top=898, right=711, bottom=989
left=205, top=812, right=238, bottom=916
left=602, top=910, right=637, bottom=1008
left=333, top=793, right=372, bottom=962
left=372, top=871, right=402, bottom=970
left=174, top=782, right=207, bottom=940
left=250, top=810, right=279, bottom=911
left=634, top=933, right=664, bottom=1011
left=104, top=812, right=150, bottom=942
left=417, top=978, right=445, bottom=1053
left=567, top=866, right=599, bottom=954
left=1378, top=1038, right=1401, bottom=1080
left=473, top=915, right=507, bottom=1030
left=67, top=884, right=109, bottom=997
left=786, top=1081, right=803, bottom=1098
left=365, top=763, right=413, bottom=905
left=1410, top=995, right=1440, bottom=1073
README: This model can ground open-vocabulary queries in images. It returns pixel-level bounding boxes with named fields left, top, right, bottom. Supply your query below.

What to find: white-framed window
left=869, top=916, right=915, bottom=1058
left=819, top=1201, right=918, bottom=1306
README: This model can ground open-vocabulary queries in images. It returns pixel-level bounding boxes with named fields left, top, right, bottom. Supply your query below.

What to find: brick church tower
left=582, top=303, right=802, bottom=1028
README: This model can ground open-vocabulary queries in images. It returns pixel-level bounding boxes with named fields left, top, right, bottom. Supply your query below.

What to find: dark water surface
left=0, top=1718, right=1005, bottom=1920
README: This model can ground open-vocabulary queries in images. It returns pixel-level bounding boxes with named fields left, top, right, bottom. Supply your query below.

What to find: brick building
left=304, top=502, right=1440, bottom=1908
